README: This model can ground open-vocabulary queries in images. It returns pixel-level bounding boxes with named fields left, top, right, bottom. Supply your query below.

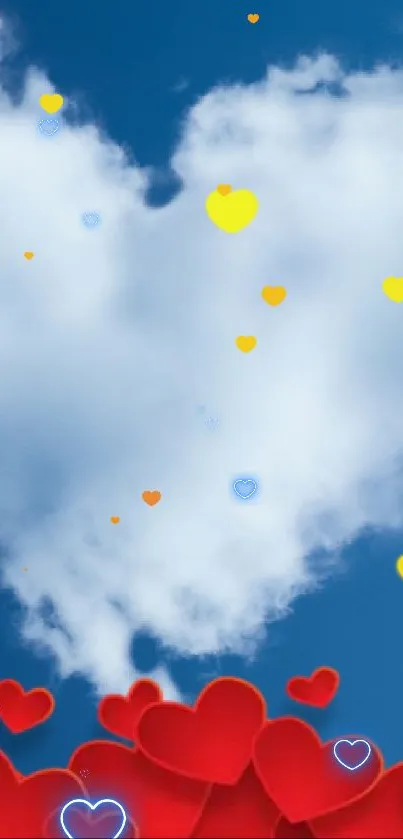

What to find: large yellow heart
left=205, top=187, right=258, bottom=233
left=235, top=336, right=257, bottom=352
left=39, top=93, right=64, bottom=114
left=383, top=277, right=403, bottom=302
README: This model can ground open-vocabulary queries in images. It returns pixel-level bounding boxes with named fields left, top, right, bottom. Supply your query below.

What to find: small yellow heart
left=383, top=277, right=403, bottom=302
left=110, top=516, right=120, bottom=524
left=24, top=252, right=34, bottom=260
left=247, top=14, right=260, bottom=23
left=235, top=336, right=257, bottom=352
left=206, top=188, right=258, bottom=233
left=262, top=285, right=287, bottom=306
left=39, top=93, right=64, bottom=114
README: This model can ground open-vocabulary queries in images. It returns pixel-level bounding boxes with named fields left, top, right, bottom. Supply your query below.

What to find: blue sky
left=1, top=0, right=403, bottom=777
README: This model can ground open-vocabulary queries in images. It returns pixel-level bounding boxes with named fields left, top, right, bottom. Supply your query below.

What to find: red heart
left=69, top=740, right=211, bottom=838
left=0, top=751, right=21, bottom=837
left=274, top=816, right=315, bottom=838
left=253, top=718, right=383, bottom=822
left=286, top=668, right=339, bottom=708
left=309, top=763, right=403, bottom=838
left=0, top=750, right=85, bottom=838
left=0, top=680, right=54, bottom=733
left=98, top=678, right=162, bottom=741
left=137, top=677, right=266, bottom=784
left=20, top=771, right=88, bottom=838
left=191, top=763, right=280, bottom=838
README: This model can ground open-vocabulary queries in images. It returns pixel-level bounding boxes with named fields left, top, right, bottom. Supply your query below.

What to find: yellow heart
left=262, top=285, right=287, bottom=306
left=383, top=277, right=403, bottom=302
left=24, top=251, right=34, bottom=260
left=39, top=93, right=64, bottom=114
left=235, top=336, right=257, bottom=352
left=205, top=188, right=258, bottom=233
left=247, top=14, right=260, bottom=23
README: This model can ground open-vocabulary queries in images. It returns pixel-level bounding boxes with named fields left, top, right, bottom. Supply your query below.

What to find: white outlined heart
left=333, top=739, right=371, bottom=771
left=60, top=798, right=127, bottom=839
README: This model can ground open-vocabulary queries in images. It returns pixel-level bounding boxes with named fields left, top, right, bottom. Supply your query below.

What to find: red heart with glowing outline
left=191, top=763, right=279, bottom=838
left=69, top=740, right=211, bottom=839
left=0, top=749, right=85, bottom=838
left=0, top=680, right=54, bottom=733
left=253, top=718, right=383, bottom=822
left=98, top=679, right=162, bottom=741
left=137, top=677, right=266, bottom=784
left=286, top=668, right=339, bottom=708
left=309, top=762, right=403, bottom=838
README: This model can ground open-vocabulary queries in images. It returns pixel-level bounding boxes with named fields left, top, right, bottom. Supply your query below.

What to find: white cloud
left=0, top=45, right=403, bottom=695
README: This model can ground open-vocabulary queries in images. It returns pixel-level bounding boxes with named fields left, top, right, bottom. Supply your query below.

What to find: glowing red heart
left=69, top=740, right=210, bottom=838
left=253, top=718, right=383, bottom=822
left=310, top=763, right=403, bottom=838
left=98, top=679, right=162, bottom=741
left=137, top=677, right=266, bottom=784
left=0, top=679, right=55, bottom=733
left=0, top=749, right=85, bottom=838
left=286, top=668, right=340, bottom=708
left=192, top=763, right=280, bottom=838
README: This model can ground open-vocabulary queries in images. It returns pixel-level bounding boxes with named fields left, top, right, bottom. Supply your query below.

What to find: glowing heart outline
left=38, top=117, right=60, bottom=137
left=233, top=479, right=257, bottom=499
left=333, top=739, right=372, bottom=771
left=60, top=798, right=127, bottom=839
left=82, top=211, right=101, bottom=228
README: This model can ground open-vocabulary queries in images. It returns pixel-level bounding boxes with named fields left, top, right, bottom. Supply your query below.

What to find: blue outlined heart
left=233, top=479, right=257, bottom=499
left=38, top=118, right=60, bottom=136
left=82, top=211, right=101, bottom=228
left=333, top=739, right=372, bottom=771
left=60, top=798, right=127, bottom=839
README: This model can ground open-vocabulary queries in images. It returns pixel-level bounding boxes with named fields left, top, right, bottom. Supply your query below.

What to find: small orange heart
left=217, top=185, right=232, bottom=196
left=24, top=252, right=34, bottom=260
left=261, top=285, right=287, bottom=306
left=110, top=516, right=120, bottom=524
left=142, top=490, right=162, bottom=506
left=247, top=14, right=259, bottom=23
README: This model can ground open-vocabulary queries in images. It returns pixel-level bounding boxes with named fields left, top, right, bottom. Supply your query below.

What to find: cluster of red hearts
left=0, top=668, right=399, bottom=838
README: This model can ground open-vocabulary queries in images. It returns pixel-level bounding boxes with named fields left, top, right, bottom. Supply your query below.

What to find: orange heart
left=217, top=184, right=232, bottom=196
left=110, top=516, right=120, bottom=524
left=142, top=490, right=162, bottom=506
left=261, top=285, right=287, bottom=306
left=247, top=14, right=259, bottom=24
left=24, top=252, right=34, bottom=260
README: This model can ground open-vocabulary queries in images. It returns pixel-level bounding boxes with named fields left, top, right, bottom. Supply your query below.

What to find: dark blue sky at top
left=0, top=0, right=403, bottom=775
left=2, top=0, right=403, bottom=199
